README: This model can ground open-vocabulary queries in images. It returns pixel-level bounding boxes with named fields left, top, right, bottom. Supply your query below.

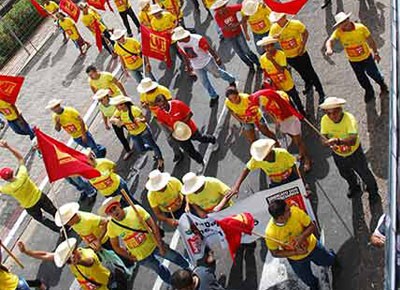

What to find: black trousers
left=286, top=86, right=306, bottom=116
left=25, top=194, right=59, bottom=232
left=191, top=130, right=215, bottom=143
left=287, top=52, right=325, bottom=96
left=119, top=7, right=140, bottom=36
left=332, top=145, right=378, bottom=195
left=102, top=30, right=115, bottom=55
left=112, top=124, right=130, bottom=152
left=177, top=139, right=203, bottom=164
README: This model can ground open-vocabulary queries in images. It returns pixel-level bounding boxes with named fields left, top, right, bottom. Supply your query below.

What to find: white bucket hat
left=319, top=97, right=347, bottom=110
left=138, top=0, right=151, bottom=10
left=181, top=172, right=206, bottom=195
left=98, top=195, right=122, bottom=216
left=269, top=12, right=286, bottom=23
left=250, top=138, right=276, bottom=161
left=145, top=169, right=171, bottom=191
left=54, top=238, right=77, bottom=268
left=55, top=202, right=80, bottom=227
left=172, top=27, right=191, bottom=42
left=149, top=4, right=163, bottom=15
left=210, top=0, right=229, bottom=10
left=78, top=2, right=88, bottom=9
left=256, top=36, right=278, bottom=47
left=172, top=121, right=192, bottom=141
left=242, top=0, right=259, bottom=16
left=110, top=29, right=127, bottom=41
left=137, top=78, right=158, bottom=93
left=92, top=89, right=111, bottom=101
left=333, top=12, right=351, bottom=27
left=109, top=95, right=133, bottom=106
left=46, top=99, right=62, bottom=109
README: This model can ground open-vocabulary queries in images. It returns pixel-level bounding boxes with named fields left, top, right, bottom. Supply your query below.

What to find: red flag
left=60, top=0, right=80, bottom=22
left=141, top=25, right=172, bottom=67
left=0, top=75, right=24, bottom=105
left=93, top=20, right=103, bottom=52
left=87, top=0, right=106, bottom=10
left=29, top=0, right=48, bottom=17
left=217, top=213, right=255, bottom=260
left=264, top=0, right=307, bottom=14
left=34, top=128, right=101, bottom=182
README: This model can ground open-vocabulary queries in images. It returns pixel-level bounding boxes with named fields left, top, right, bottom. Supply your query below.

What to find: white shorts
left=279, top=116, right=302, bottom=136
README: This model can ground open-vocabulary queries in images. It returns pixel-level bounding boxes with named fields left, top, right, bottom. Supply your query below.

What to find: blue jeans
left=8, top=116, right=35, bottom=140
left=109, top=177, right=141, bottom=207
left=195, top=59, right=236, bottom=99
left=139, top=246, right=190, bottom=285
left=66, top=176, right=97, bottom=198
left=349, top=55, right=385, bottom=92
left=227, top=33, right=260, bottom=67
left=16, top=277, right=30, bottom=290
left=252, top=31, right=269, bottom=55
left=74, top=131, right=106, bottom=158
left=288, top=242, right=335, bottom=290
left=129, top=65, right=157, bottom=83
left=130, top=127, right=163, bottom=160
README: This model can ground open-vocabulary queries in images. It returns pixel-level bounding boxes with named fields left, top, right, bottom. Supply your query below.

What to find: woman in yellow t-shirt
left=110, top=96, right=164, bottom=170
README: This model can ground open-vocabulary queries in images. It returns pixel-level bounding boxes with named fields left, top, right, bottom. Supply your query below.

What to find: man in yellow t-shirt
left=241, top=0, right=272, bottom=55
left=100, top=196, right=190, bottom=285
left=86, top=65, right=127, bottom=97
left=138, top=0, right=153, bottom=27
left=270, top=12, right=325, bottom=104
left=319, top=97, right=379, bottom=201
left=0, top=141, right=59, bottom=232
left=154, top=0, right=183, bottom=24
left=57, top=12, right=91, bottom=55
left=265, top=200, right=335, bottom=290
left=149, top=5, right=177, bottom=33
left=47, top=99, right=106, bottom=158
left=181, top=172, right=233, bottom=217
left=113, top=0, right=140, bottom=36
left=257, top=36, right=306, bottom=116
left=0, top=99, right=35, bottom=140
left=146, top=170, right=185, bottom=227
left=326, top=12, right=388, bottom=103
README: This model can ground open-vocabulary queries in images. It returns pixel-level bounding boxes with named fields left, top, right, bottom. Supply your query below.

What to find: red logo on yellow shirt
left=280, top=38, right=298, bottom=50
left=124, top=232, right=147, bottom=248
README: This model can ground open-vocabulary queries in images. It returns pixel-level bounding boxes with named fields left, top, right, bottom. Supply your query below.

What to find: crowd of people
left=0, top=0, right=389, bottom=289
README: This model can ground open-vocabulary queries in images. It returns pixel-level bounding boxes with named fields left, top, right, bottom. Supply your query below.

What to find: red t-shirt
left=214, top=4, right=242, bottom=38
left=155, top=100, right=198, bottom=133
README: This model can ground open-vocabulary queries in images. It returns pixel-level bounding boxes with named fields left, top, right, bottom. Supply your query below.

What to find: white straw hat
left=110, top=29, right=127, bottom=41
left=172, top=27, right=191, bottom=42
left=109, top=95, right=133, bottom=106
left=242, top=0, right=259, bottom=16
left=333, top=12, right=351, bottom=27
left=138, top=0, right=151, bottom=10
left=98, top=195, right=122, bottom=216
left=149, top=4, right=163, bottom=15
left=54, top=238, right=77, bottom=268
left=46, top=99, right=62, bottom=109
left=145, top=169, right=171, bottom=191
left=256, top=36, right=278, bottom=47
left=55, top=202, right=80, bottom=227
left=319, top=97, right=347, bottom=110
left=78, top=2, right=88, bottom=9
left=210, top=0, right=229, bottom=10
left=92, top=89, right=111, bottom=101
left=250, top=138, right=276, bottom=161
left=137, top=78, right=158, bottom=93
left=181, top=172, right=206, bottom=195
left=269, top=11, right=286, bottom=23
left=172, top=121, right=192, bottom=141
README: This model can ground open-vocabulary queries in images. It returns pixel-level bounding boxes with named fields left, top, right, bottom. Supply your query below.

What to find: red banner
left=93, top=20, right=103, bottom=52
left=60, top=0, right=80, bottom=22
left=34, top=128, right=101, bottom=183
left=29, top=0, right=48, bottom=17
left=264, top=0, right=307, bottom=14
left=141, top=25, right=172, bottom=67
left=0, top=75, right=25, bottom=105
left=87, top=0, right=106, bottom=10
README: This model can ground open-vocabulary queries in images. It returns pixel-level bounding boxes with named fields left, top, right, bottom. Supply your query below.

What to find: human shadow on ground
left=61, top=54, right=88, bottom=88
left=50, top=43, right=68, bottom=67
left=358, top=0, right=386, bottom=48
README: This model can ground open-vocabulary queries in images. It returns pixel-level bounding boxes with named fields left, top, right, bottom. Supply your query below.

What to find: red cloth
left=34, top=128, right=101, bottom=183
left=177, top=37, right=210, bottom=57
left=141, top=25, right=172, bottom=67
left=214, top=4, right=243, bottom=38
left=217, top=212, right=255, bottom=260
left=93, top=20, right=103, bottom=52
left=264, top=0, right=307, bottom=15
left=155, top=100, right=197, bottom=133
left=0, top=75, right=24, bottom=105
left=87, top=0, right=106, bottom=10
left=0, top=167, right=13, bottom=180
left=60, top=0, right=80, bottom=22
left=29, top=0, right=48, bottom=17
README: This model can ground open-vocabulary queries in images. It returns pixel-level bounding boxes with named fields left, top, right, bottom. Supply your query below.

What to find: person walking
left=138, top=0, right=153, bottom=27
left=0, top=99, right=35, bottom=140
left=87, top=65, right=127, bottom=97
left=113, top=0, right=140, bottom=36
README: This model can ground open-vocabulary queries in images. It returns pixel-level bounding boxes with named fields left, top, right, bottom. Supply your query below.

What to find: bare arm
left=241, top=15, right=250, bottom=41
left=270, top=247, right=307, bottom=258
left=112, top=77, right=127, bottom=96
left=229, top=168, right=251, bottom=197
left=110, top=237, right=136, bottom=261
left=325, top=37, right=335, bottom=55
left=191, top=204, right=208, bottom=218
left=299, top=29, right=309, bottom=55
left=90, top=85, right=97, bottom=94
left=152, top=206, right=178, bottom=227
left=0, top=141, right=24, bottom=165
left=366, top=35, right=381, bottom=62
left=18, top=241, right=55, bottom=262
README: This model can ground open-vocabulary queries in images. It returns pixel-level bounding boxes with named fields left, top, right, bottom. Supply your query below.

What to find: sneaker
left=321, top=0, right=331, bottom=9
left=87, top=195, right=97, bottom=205
left=364, top=90, right=375, bottom=103
left=380, top=82, right=389, bottom=94
left=212, top=143, right=220, bottom=152
left=173, top=152, right=184, bottom=163
left=196, top=162, right=205, bottom=174
left=229, top=80, right=238, bottom=88
left=347, top=185, right=362, bottom=198
left=209, top=96, right=219, bottom=108
left=318, top=95, right=326, bottom=105
left=123, top=150, right=134, bottom=161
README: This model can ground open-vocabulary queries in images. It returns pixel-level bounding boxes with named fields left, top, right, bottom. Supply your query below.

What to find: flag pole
left=0, top=241, right=24, bottom=268
left=168, top=207, right=176, bottom=221
left=302, top=118, right=328, bottom=142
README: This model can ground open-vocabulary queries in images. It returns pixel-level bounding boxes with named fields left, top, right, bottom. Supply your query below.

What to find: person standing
left=211, top=0, right=260, bottom=71
left=319, top=97, right=380, bottom=202
left=172, top=27, right=237, bottom=108
left=265, top=200, right=335, bottom=290
left=113, top=0, right=140, bottom=37
left=0, top=99, right=35, bottom=140
left=0, top=141, right=59, bottom=232
left=86, top=65, right=127, bottom=97
left=269, top=12, right=326, bottom=104
left=325, top=12, right=388, bottom=103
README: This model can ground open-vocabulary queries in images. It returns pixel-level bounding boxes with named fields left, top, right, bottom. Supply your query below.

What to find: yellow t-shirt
left=52, top=106, right=87, bottom=139
left=70, top=248, right=110, bottom=290
left=155, top=0, right=182, bottom=18
left=0, top=99, right=18, bottom=121
left=59, top=17, right=80, bottom=41
left=0, top=165, right=41, bottom=208
left=114, top=38, right=143, bottom=71
left=89, top=72, right=121, bottom=97
left=107, top=206, right=157, bottom=261
left=0, top=268, right=19, bottom=290
left=150, top=11, right=177, bottom=32
left=320, top=111, right=360, bottom=157
left=88, top=158, right=121, bottom=196
left=225, top=93, right=262, bottom=123
left=242, top=3, right=271, bottom=35
left=139, top=10, right=153, bottom=27
left=113, top=106, right=147, bottom=136
left=99, top=103, right=116, bottom=118
left=270, top=20, right=306, bottom=58
left=260, top=50, right=294, bottom=91
left=81, top=11, right=107, bottom=34
left=186, top=177, right=232, bottom=212
left=140, top=85, right=172, bottom=115
left=247, top=148, right=296, bottom=183
left=330, top=23, right=371, bottom=62
left=265, top=206, right=317, bottom=260
left=147, top=177, right=183, bottom=212
left=72, top=211, right=109, bottom=244
left=114, top=0, right=131, bottom=12
left=43, top=1, right=59, bottom=13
